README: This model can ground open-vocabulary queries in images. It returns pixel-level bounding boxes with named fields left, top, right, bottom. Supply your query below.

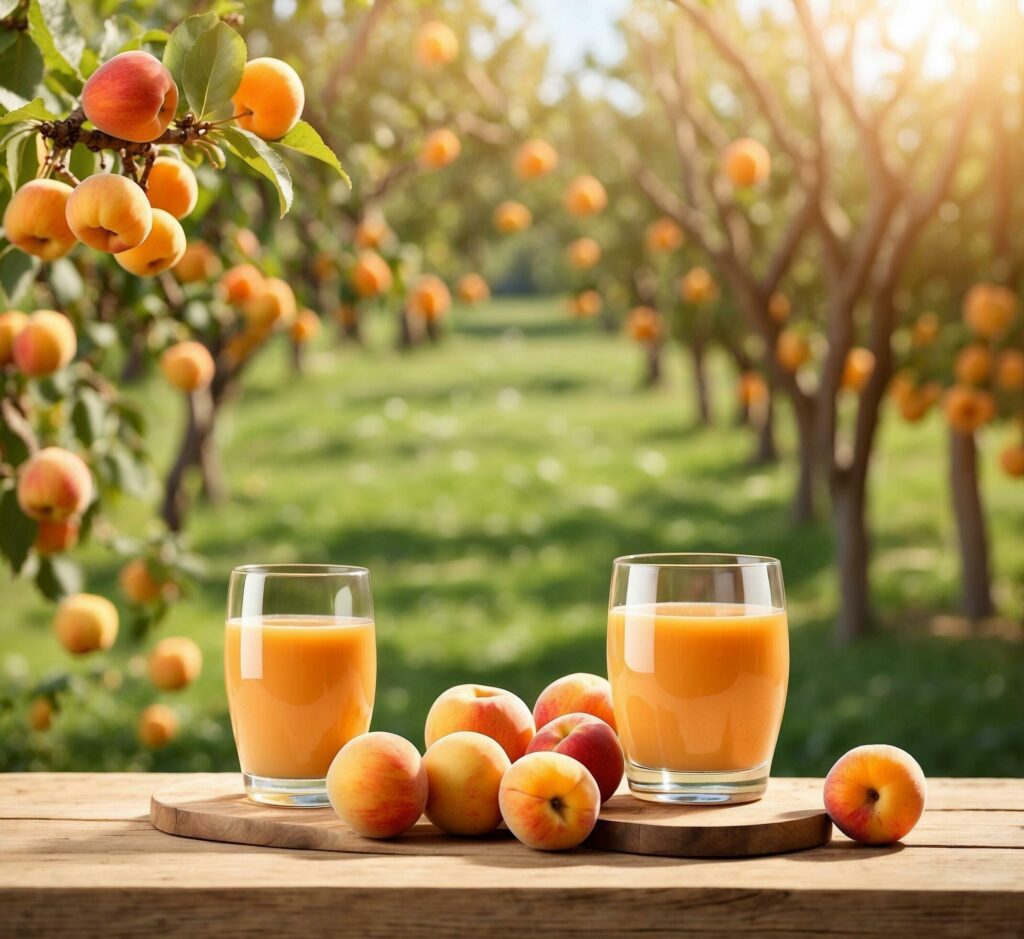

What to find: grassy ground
left=2, top=297, right=1022, bottom=776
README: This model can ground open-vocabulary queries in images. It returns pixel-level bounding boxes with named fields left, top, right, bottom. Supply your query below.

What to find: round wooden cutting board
left=150, top=774, right=831, bottom=858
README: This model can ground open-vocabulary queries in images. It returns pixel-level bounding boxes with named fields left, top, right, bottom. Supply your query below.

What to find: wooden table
left=2, top=774, right=1022, bottom=937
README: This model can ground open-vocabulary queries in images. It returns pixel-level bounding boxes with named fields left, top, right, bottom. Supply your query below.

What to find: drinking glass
left=607, top=553, right=788, bottom=804
left=225, top=564, right=376, bottom=807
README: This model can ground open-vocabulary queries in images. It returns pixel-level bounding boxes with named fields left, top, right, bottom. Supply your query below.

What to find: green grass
left=2, top=296, right=1022, bottom=776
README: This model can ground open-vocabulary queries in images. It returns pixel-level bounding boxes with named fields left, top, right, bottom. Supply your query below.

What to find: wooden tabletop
left=2, top=773, right=1022, bottom=937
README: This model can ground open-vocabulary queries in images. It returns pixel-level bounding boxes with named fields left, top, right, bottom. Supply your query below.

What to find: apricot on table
left=722, top=137, right=771, bottom=188
left=174, top=241, right=222, bottom=284
left=232, top=58, right=305, bottom=141
left=566, top=237, right=601, bottom=271
left=533, top=672, right=617, bottom=733
left=145, top=157, right=198, bottom=219
left=420, top=128, right=461, bottom=169
left=2, top=180, right=76, bottom=260
left=12, top=309, right=77, bottom=377
left=35, top=517, right=81, bottom=556
left=456, top=273, right=490, bottom=304
left=527, top=713, right=624, bottom=804
left=148, top=636, right=203, bottom=691
left=54, top=593, right=119, bottom=655
left=82, top=51, right=178, bottom=142
left=66, top=174, right=153, bottom=253
left=422, top=731, right=510, bottom=836
left=425, top=684, right=535, bottom=762
left=415, top=21, right=459, bottom=68
left=515, top=139, right=558, bottom=179
left=114, top=209, right=186, bottom=276
left=327, top=732, right=428, bottom=838
left=499, top=750, right=601, bottom=851
left=493, top=200, right=532, bottom=234
left=564, top=175, right=607, bottom=216
left=219, top=264, right=265, bottom=305
left=645, top=217, right=684, bottom=253
left=161, top=340, right=215, bottom=393
left=139, top=704, right=179, bottom=749
left=350, top=251, right=393, bottom=298
left=17, top=446, right=92, bottom=522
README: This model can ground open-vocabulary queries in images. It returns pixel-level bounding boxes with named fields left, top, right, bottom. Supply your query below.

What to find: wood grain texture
left=2, top=774, right=1022, bottom=938
left=150, top=774, right=832, bottom=858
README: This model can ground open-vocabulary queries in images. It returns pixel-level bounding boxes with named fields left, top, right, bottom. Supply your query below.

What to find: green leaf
left=35, top=556, right=82, bottom=601
left=27, top=0, right=84, bottom=83
left=220, top=126, right=293, bottom=216
left=0, top=245, right=40, bottom=307
left=182, top=21, right=245, bottom=120
left=0, top=486, right=36, bottom=575
left=0, top=34, right=45, bottom=110
left=67, top=142, right=96, bottom=180
left=0, top=97, right=58, bottom=125
left=48, top=256, right=84, bottom=305
left=71, top=387, right=106, bottom=446
left=162, top=12, right=219, bottom=91
left=276, top=121, right=350, bottom=187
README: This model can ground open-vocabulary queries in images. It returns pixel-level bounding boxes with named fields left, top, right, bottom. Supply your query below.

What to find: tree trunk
left=396, top=308, right=417, bottom=349
left=120, top=332, right=146, bottom=383
left=792, top=402, right=817, bottom=523
left=689, top=339, right=712, bottom=426
left=642, top=341, right=663, bottom=388
left=425, top=318, right=439, bottom=344
left=197, top=420, right=225, bottom=504
left=162, top=388, right=223, bottom=530
left=832, top=467, right=872, bottom=644
left=753, top=393, right=777, bottom=465
left=162, top=395, right=202, bottom=533
left=290, top=338, right=304, bottom=375
left=949, top=430, right=995, bottom=619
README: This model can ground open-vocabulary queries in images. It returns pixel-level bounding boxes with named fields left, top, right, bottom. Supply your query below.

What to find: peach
left=1000, top=443, right=1024, bottom=477
left=493, top=200, right=532, bottom=234
left=526, top=713, right=623, bottom=803
left=327, top=732, right=428, bottom=838
left=54, top=593, right=118, bottom=655
left=680, top=266, right=718, bottom=304
left=533, top=672, right=617, bottom=733
left=415, top=21, right=459, bottom=68
left=29, top=697, right=53, bottom=732
left=82, top=51, right=178, bottom=142
left=119, top=558, right=166, bottom=605
left=291, top=308, right=321, bottom=343
left=954, top=344, right=993, bottom=386
left=66, top=174, right=152, bottom=253
left=17, top=447, right=92, bottom=521
left=944, top=385, right=996, bottom=434
left=573, top=290, right=602, bottom=318
left=996, top=350, right=1024, bottom=392
left=355, top=215, right=393, bottom=251
left=232, top=57, right=305, bottom=140
left=139, top=704, right=178, bottom=749
left=564, top=175, right=607, bottom=216
left=776, top=329, right=811, bottom=372
left=114, top=208, right=186, bottom=276
left=145, top=157, right=198, bottom=219
left=841, top=347, right=876, bottom=393
left=219, top=263, right=264, bottom=305
left=498, top=751, right=600, bottom=851
left=420, top=128, right=461, bottom=169
left=350, top=251, right=393, bottom=298
left=768, top=291, right=791, bottom=323
left=174, top=241, right=222, bottom=284
left=963, top=283, right=1017, bottom=339
left=2, top=180, right=76, bottom=260
left=627, top=306, right=661, bottom=343
left=456, top=273, right=490, bottom=304
left=824, top=744, right=926, bottom=845
left=515, top=139, right=558, bottom=179
left=409, top=274, right=451, bottom=322
left=148, top=636, right=202, bottom=691
left=244, top=276, right=297, bottom=329
left=422, top=731, right=510, bottom=835
left=35, top=517, right=80, bottom=556
left=160, top=340, right=215, bottom=393
left=566, top=237, right=601, bottom=270
left=424, top=684, right=535, bottom=762
left=12, top=310, right=76, bottom=377
left=911, top=311, right=940, bottom=346
left=0, top=310, right=28, bottom=365
left=645, top=217, right=684, bottom=253
left=722, top=137, right=771, bottom=187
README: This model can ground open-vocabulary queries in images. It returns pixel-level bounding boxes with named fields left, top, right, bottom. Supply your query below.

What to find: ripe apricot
left=291, top=308, right=321, bottom=343
left=911, top=311, right=940, bottom=346
left=627, top=306, right=661, bottom=343
left=114, top=209, right=186, bottom=276
left=841, top=347, right=876, bottom=393
left=2, top=180, right=76, bottom=260
left=515, top=139, right=558, bottom=179
left=145, top=157, right=198, bottom=219
left=420, top=128, right=461, bottom=169
left=574, top=290, right=603, bottom=318
left=890, top=375, right=941, bottom=423
left=161, top=341, right=215, bottom=393
left=12, top=309, right=76, bottom=377
left=351, top=251, right=393, bottom=298
left=245, top=277, right=297, bottom=329
left=0, top=310, right=29, bottom=366
left=82, top=51, right=178, bottom=143
left=996, top=350, right=1024, bottom=392
left=410, top=274, right=452, bottom=322
left=645, top=217, right=684, bottom=253
left=680, top=267, right=718, bottom=304
left=776, top=329, right=811, bottom=372
left=566, top=237, right=601, bottom=270
left=722, top=137, right=771, bottom=187
left=493, top=200, right=532, bottom=234
left=17, top=447, right=92, bottom=522
left=355, top=215, right=393, bottom=251
left=963, top=283, right=1017, bottom=339
left=35, top=517, right=80, bottom=556
left=954, top=344, right=993, bottom=386
left=29, top=697, right=53, bottom=732
left=219, top=264, right=264, bottom=305
left=139, top=704, right=178, bottom=749
left=739, top=371, right=769, bottom=407
left=54, top=593, right=118, bottom=655
left=66, top=174, right=153, bottom=253
left=233, top=228, right=262, bottom=259
left=768, top=291, right=791, bottom=323
left=232, top=57, right=305, bottom=140
left=174, top=241, right=221, bottom=284
left=415, top=21, right=459, bottom=68
left=456, top=273, right=490, bottom=304
left=148, top=636, right=203, bottom=691
left=1000, top=443, right=1024, bottom=477
left=564, top=175, right=607, bottom=216
left=944, top=385, right=996, bottom=434
left=119, top=557, right=173, bottom=605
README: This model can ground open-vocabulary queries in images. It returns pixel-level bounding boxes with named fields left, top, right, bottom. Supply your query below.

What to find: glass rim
left=230, top=563, right=370, bottom=577
left=613, top=552, right=781, bottom=569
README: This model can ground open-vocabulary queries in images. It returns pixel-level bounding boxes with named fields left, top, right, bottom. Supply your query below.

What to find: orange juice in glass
left=226, top=565, right=376, bottom=807
left=608, top=554, right=788, bottom=804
